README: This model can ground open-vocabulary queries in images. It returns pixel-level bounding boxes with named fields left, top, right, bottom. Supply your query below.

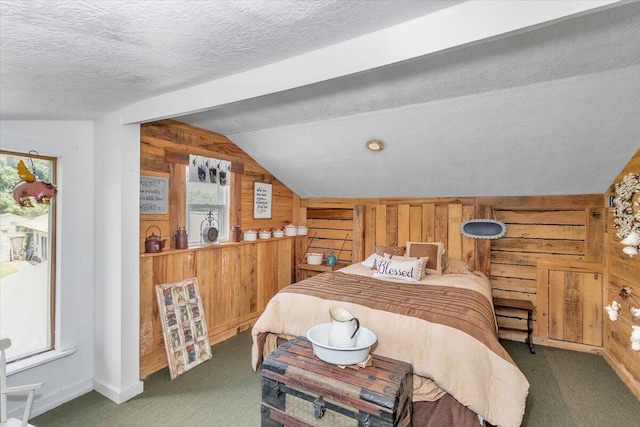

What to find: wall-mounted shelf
left=296, top=262, right=349, bottom=281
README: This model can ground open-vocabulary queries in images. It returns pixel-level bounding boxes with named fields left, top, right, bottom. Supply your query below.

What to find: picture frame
left=140, top=174, right=169, bottom=215
left=253, top=182, right=272, bottom=219
left=155, top=278, right=211, bottom=379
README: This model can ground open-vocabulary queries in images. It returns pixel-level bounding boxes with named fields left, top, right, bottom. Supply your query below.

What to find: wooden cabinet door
left=548, top=269, right=602, bottom=345
left=538, top=260, right=603, bottom=347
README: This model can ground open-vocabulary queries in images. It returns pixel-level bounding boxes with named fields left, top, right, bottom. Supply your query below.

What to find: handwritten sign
left=140, top=175, right=169, bottom=215
left=253, top=182, right=272, bottom=219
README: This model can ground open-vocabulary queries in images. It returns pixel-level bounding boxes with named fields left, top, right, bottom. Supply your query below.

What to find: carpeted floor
left=501, top=339, right=640, bottom=426
left=32, top=331, right=640, bottom=426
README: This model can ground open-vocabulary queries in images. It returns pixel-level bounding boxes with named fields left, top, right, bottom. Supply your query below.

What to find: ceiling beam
left=118, top=0, right=618, bottom=125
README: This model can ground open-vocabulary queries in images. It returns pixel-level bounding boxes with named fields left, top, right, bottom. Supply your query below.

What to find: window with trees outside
left=185, top=167, right=230, bottom=246
left=0, top=151, right=56, bottom=362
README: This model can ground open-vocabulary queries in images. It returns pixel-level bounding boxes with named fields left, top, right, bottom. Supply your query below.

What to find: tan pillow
left=405, top=242, right=444, bottom=275
left=442, top=256, right=471, bottom=274
left=372, top=245, right=406, bottom=269
left=375, top=245, right=405, bottom=256
left=388, top=255, right=430, bottom=277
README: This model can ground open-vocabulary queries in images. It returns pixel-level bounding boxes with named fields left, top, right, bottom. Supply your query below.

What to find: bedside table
left=493, top=297, right=535, bottom=354
left=296, top=262, right=349, bottom=281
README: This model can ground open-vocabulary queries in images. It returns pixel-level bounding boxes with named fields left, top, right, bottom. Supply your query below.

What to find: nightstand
left=296, top=262, right=349, bottom=281
left=493, top=297, right=535, bottom=354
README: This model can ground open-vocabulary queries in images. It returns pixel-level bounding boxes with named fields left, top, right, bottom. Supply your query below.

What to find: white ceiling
left=0, top=0, right=460, bottom=120
left=1, top=0, right=639, bottom=198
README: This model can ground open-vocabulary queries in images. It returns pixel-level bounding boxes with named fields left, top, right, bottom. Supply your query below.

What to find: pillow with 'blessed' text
left=373, top=255, right=423, bottom=282
left=387, top=254, right=430, bottom=277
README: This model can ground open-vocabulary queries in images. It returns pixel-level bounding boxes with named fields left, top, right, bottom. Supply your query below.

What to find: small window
left=185, top=169, right=230, bottom=246
left=0, top=151, right=56, bottom=362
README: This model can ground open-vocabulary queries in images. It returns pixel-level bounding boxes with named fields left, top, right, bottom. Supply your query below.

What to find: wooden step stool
left=493, top=297, right=536, bottom=354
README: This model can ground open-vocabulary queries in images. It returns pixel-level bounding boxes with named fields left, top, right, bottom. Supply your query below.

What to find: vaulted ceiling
left=1, top=0, right=638, bottom=198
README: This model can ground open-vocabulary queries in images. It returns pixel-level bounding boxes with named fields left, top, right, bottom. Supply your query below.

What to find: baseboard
left=93, top=377, right=144, bottom=404
left=22, top=377, right=94, bottom=419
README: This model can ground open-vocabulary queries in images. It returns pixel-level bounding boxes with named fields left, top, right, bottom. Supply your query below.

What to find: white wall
left=0, top=120, right=95, bottom=417
left=92, top=114, right=142, bottom=403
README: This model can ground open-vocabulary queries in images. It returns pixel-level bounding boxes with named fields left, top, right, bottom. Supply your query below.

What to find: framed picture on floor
left=155, top=278, right=212, bottom=379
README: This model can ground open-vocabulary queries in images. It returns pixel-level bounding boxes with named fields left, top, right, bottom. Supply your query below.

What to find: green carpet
left=501, top=340, right=640, bottom=426
left=32, top=332, right=640, bottom=426
left=33, top=332, right=261, bottom=427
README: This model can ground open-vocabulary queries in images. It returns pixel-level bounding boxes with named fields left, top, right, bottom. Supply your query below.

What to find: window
left=185, top=163, right=230, bottom=246
left=0, top=151, right=56, bottom=362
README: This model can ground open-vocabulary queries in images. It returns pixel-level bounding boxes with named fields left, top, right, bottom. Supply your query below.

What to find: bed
left=251, top=247, right=529, bottom=427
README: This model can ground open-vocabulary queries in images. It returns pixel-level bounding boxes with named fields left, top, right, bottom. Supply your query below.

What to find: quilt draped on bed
left=252, top=270, right=529, bottom=427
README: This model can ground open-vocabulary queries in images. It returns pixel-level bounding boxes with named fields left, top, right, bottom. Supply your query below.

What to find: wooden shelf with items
left=296, top=262, right=349, bottom=281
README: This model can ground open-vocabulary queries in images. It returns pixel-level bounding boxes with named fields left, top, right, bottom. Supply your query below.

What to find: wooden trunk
left=261, top=337, right=413, bottom=427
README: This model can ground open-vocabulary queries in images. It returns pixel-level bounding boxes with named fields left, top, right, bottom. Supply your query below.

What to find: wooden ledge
left=493, top=297, right=535, bottom=311
left=140, top=235, right=298, bottom=257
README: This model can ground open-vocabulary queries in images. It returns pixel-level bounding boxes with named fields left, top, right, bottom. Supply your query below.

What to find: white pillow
left=388, top=254, right=430, bottom=277
left=373, top=255, right=423, bottom=282
left=361, top=252, right=378, bottom=268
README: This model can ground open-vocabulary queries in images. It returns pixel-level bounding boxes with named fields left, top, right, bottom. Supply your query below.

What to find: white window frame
left=1, top=122, right=93, bottom=379
left=185, top=167, right=230, bottom=246
left=0, top=151, right=56, bottom=364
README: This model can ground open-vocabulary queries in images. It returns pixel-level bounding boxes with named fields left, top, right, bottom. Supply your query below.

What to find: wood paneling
left=604, top=147, right=640, bottom=399
left=303, top=208, right=356, bottom=265
left=296, top=201, right=493, bottom=277
left=537, top=260, right=603, bottom=349
left=484, top=195, right=605, bottom=346
left=140, top=120, right=295, bottom=253
left=139, top=239, right=294, bottom=377
left=139, top=119, right=298, bottom=377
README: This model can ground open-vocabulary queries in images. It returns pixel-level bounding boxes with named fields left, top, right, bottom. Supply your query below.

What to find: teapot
left=145, top=225, right=166, bottom=253
left=325, top=252, right=337, bottom=267
left=328, top=307, right=360, bottom=348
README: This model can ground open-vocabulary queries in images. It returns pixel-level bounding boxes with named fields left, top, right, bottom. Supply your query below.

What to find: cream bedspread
left=251, top=265, right=529, bottom=427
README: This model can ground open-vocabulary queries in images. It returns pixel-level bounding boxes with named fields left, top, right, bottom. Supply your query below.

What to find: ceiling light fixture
left=366, top=139, right=384, bottom=152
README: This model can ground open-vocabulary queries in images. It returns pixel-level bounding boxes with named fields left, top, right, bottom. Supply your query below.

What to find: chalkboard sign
left=253, top=182, right=272, bottom=219
left=140, top=175, right=169, bottom=215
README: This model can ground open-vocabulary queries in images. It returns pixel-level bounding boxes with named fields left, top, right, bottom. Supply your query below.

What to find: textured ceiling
left=179, top=1, right=640, bottom=198
left=1, top=0, right=638, bottom=198
left=0, top=0, right=460, bottom=119
left=180, top=2, right=640, bottom=135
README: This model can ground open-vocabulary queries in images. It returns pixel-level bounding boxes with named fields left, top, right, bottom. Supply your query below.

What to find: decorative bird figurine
left=12, top=159, right=57, bottom=207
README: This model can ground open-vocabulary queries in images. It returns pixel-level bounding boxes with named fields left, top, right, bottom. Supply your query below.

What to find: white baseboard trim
left=19, top=377, right=94, bottom=419
left=93, top=377, right=144, bottom=404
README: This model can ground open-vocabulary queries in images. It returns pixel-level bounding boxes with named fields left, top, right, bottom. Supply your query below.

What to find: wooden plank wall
left=139, top=238, right=294, bottom=377
left=477, top=195, right=605, bottom=340
left=299, top=196, right=610, bottom=353
left=603, top=147, right=640, bottom=399
left=140, top=120, right=296, bottom=251
left=298, top=198, right=492, bottom=277
left=368, top=202, right=493, bottom=277
left=536, top=259, right=603, bottom=348
left=139, top=120, right=299, bottom=377
left=304, top=207, right=355, bottom=264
